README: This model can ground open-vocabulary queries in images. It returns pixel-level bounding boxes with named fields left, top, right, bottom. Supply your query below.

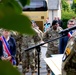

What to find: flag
left=68, top=31, right=73, bottom=38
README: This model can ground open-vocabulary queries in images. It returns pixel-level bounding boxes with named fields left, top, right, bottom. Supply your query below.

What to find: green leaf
left=0, top=0, right=22, bottom=15
left=10, top=0, right=22, bottom=14
left=0, top=14, right=35, bottom=34
left=19, top=0, right=30, bottom=6
left=1, top=0, right=12, bottom=3
left=0, top=60, right=21, bottom=75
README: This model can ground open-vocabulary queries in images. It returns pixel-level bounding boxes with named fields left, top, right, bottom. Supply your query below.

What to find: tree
left=61, top=0, right=69, bottom=11
left=71, top=0, right=76, bottom=13
left=0, top=0, right=35, bottom=34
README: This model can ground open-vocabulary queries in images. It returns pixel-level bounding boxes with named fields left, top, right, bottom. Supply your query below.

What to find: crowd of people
left=43, top=17, right=76, bottom=75
left=0, top=17, right=76, bottom=75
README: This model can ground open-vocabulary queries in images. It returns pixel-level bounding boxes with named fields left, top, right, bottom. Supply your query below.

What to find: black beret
left=52, top=20, right=58, bottom=26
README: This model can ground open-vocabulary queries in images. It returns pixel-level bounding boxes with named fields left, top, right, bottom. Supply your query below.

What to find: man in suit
left=59, top=19, right=75, bottom=54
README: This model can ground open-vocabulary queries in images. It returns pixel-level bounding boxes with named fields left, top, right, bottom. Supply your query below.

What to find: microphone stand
left=24, top=33, right=67, bottom=75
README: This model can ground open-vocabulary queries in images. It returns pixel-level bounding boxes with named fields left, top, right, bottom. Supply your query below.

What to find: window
left=22, top=1, right=47, bottom=11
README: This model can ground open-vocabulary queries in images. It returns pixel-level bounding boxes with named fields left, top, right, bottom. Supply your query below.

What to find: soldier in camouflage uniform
left=21, top=25, right=41, bottom=75
left=32, top=20, right=43, bottom=72
left=62, top=30, right=76, bottom=75
left=15, top=33, right=23, bottom=65
left=43, top=20, right=63, bottom=75
left=10, top=31, right=23, bottom=66
left=21, top=34, right=35, bottom=75
left=62, top=20, right=76, bottom=75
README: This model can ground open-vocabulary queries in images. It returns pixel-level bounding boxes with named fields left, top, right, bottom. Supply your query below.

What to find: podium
left=44, top=54, right=63, bottom=75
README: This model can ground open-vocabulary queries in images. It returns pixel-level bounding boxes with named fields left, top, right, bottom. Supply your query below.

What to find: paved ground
left=18, top=46, right=52, bottom=75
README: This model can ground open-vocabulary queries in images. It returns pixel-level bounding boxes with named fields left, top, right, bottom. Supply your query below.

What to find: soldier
left=10, top=31, right=23, bottom=66
left=15, top=33, right=23, bottom=65
left=21, top=23, right=41, bottom=75
left=62, top=30, right=76, bottom=75
left=43, top=20, right=63, bottom=75
left=62, top=20, right=76, bottom=75
left=21, top=34, right=35, bottom=75
left=31, top=20, right=43, bottom=72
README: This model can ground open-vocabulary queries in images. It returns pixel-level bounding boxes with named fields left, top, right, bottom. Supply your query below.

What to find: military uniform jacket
left=62, top=31, right=76, bottom=74
left=43, top=26, right=62, bottom=51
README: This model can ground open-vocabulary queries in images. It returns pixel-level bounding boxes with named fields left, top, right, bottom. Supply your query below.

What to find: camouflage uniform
left=10, top=31, right=23, bottom=65
left=62, top=31, right=76, bottom=75
left=21, top=34, right=35, bottom=73
left=15, top=33, right=23, bottom=65
left=21, top=27, right=41, bottom=74
left=43, top=26, right=62, bottom=71
left=33, top=27, right=43, bottom=70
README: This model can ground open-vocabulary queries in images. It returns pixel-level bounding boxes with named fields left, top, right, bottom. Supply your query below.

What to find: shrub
left=61, top=11, right=76, bottom=29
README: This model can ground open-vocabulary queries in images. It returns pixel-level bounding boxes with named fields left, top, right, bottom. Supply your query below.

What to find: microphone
left=59, top=26, right=76, bottom=35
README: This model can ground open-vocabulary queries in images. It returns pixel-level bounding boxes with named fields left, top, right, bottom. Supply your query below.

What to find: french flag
left=68, top=31, right=73, bottom=38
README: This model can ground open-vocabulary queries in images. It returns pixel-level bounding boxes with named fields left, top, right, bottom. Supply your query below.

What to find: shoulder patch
left=62, top=47, right=71, bottom=62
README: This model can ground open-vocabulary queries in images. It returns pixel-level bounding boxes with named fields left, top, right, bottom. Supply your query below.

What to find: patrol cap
left=52, top=20, right=58, bottom=26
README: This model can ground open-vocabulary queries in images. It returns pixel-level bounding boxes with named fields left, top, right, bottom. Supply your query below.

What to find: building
left=47, top=0, right=61, bottom=23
